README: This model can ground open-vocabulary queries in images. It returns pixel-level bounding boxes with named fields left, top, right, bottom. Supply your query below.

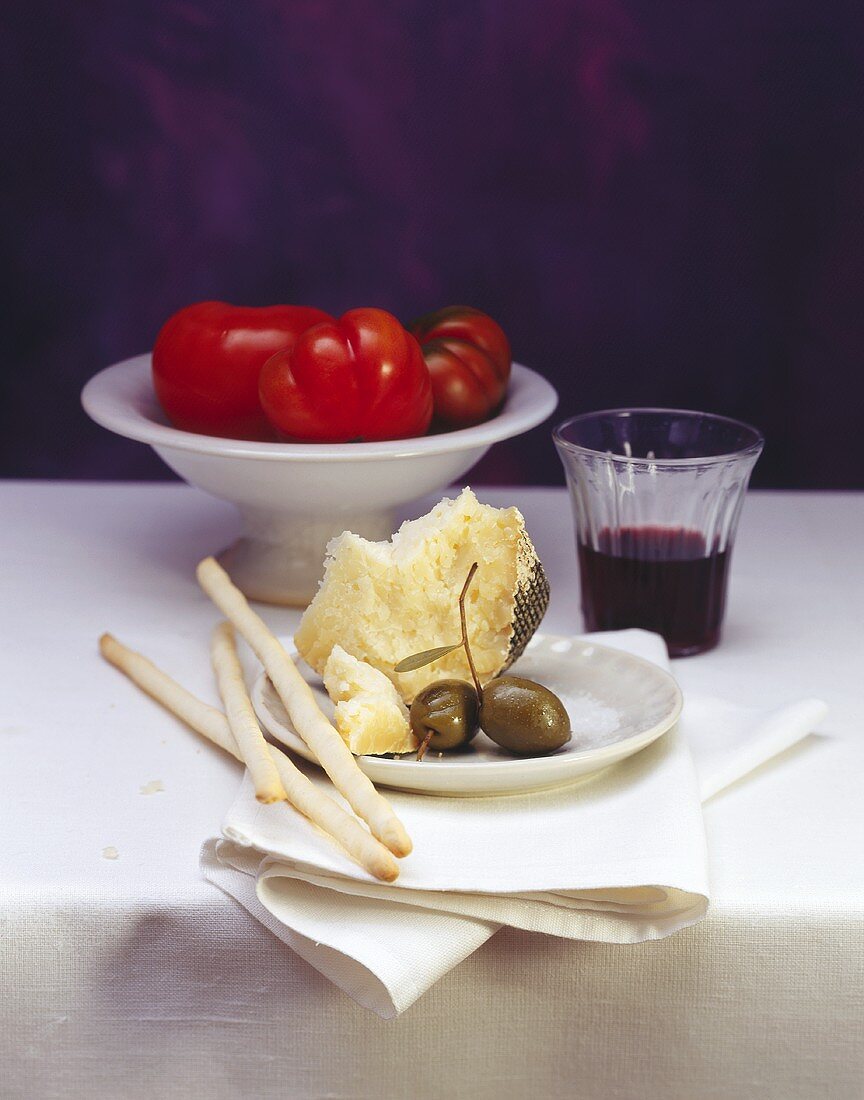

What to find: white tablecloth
left=2, top=482, right=862, bottom=1099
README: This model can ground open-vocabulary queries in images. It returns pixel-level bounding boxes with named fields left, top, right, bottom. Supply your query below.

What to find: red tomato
left=152, top=301, right=331, bottom=438
left=409, top=306, right=512, bottom=429
left=259, top=308, right=433, bottom=442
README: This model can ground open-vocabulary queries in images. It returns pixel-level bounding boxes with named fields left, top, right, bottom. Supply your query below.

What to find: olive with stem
left=397, top=561, right=572, bottom=759
left=400, top=563, right=482, bottom=760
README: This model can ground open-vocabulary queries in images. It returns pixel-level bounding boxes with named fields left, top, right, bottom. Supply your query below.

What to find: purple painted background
left=2, top=2, right=863, bottom=486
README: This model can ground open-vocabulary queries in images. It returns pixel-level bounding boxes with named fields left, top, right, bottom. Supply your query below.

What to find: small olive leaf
left=394, top=643, right=462, bottom=674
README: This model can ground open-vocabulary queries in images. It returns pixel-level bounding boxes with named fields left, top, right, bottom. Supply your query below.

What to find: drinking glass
left=553, top=408, right=764, bottom=656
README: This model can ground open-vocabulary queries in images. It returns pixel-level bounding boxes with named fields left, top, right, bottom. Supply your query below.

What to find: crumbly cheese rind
left=297, top=489, right=550, bottom=703
left=509, top=533, right=551, bottom=666
left=323, top=645, right=417, bottom=755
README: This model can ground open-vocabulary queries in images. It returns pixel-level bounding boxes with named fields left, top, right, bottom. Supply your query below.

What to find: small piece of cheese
left=296, top=488, right=550, bottom=702
left=323, top=645, right=418, bottom=756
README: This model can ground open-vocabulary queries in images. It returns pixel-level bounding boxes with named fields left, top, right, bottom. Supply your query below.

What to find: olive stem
left=459, top=561, right=483, bottom=703
left=416, top=730, right=434, bottom=762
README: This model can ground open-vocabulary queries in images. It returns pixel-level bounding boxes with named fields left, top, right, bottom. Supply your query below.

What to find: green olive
left=480, top=676, right=571, bottom=755
left=409, top=680, right=480, bottom=753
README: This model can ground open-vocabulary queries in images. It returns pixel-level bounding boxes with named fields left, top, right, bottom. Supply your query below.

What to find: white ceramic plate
left=252, top=634, right=682, bottom=796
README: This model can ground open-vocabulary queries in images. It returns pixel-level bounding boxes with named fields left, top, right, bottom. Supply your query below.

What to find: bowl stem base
left=217, top=505, right=397, bottom=607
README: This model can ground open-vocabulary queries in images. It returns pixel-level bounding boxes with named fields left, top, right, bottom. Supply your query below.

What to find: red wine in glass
left=577, top=526, right=731, bottom=657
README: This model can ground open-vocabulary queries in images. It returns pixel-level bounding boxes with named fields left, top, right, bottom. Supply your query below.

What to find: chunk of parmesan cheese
left=323, top=645, right=417, bottom=755
left=296, top=488, right=550, bottom=702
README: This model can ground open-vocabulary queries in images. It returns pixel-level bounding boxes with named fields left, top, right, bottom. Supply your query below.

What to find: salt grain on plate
left=565, top=693, right=621, bottom=748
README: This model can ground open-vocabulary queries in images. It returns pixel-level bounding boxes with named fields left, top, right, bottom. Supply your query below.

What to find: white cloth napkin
left=202, top=629, right=827, bottom=1019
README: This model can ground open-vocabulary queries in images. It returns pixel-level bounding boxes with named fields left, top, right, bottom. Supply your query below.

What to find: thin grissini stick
left=100, top=633, right=233, bottom=751
left=196, top=557, right=412, bottom=858
left=211, top=621, right=286, bottom=804
left=98, top=634, right=399, bottom=882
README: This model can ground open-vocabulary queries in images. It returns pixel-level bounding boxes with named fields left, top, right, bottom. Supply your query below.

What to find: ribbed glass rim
left=552, top=407, right=764, bottom=466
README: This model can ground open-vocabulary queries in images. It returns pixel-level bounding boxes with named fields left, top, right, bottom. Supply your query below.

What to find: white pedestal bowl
left=82, top=355, right=557, bottom=605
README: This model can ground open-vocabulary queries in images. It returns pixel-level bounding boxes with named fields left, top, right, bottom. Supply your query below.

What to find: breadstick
left=210, top=621, right=286, bottom=804
left=100, top=633, right=233, bottom=751
left=196, top=557, right=412, bottom=858
left=99, top=634, right=399, bottom=882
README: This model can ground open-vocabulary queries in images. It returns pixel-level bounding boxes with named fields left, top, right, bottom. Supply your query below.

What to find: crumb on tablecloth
left=139, top=779, right=164, bottom=795
left=102, top=846, right=119, bottom=860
